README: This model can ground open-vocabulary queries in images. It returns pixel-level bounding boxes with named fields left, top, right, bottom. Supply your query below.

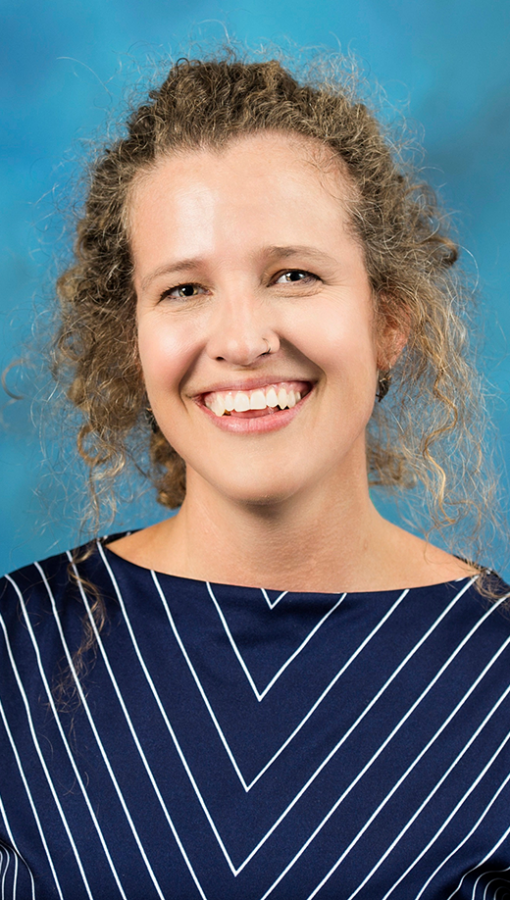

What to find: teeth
left=250, top=389, right=267, bottom=410
left=234, top=392, right=250, bottom=412
left=265, top=387, right=278, bottom=408
left=211, top=395, right=225, bottom=417
left=205, top=383, right=307, bottom=417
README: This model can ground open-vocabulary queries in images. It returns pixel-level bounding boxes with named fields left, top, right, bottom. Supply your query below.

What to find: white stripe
left=155, top=574, right=410, bottom=791
left=36, top=561, right=167, bottom=900
left=0, top=794, right=33, bottom=900
left=260, top=589, right=288, bottom=609
left=351, top=678, right=510, bottom=900
left=303, top=600, right=510, bottom=900
left=0, top=598, right=93, bottom=899
left=1, top=845, right=7, bottom=900
left=0, top=842, right=17, bottom=900
left=13, top=850, right=19, bottom=900
left=259, top=577, right=504, bottom=900
left=207, top=582, right=347, bottom=699
left=0, top=696, right=63, bottom=900
left=68, top=553, right=208, bottom=900
left=6, top=574, right=128, bottom=899
left=0, top=842, right=16, bottom=900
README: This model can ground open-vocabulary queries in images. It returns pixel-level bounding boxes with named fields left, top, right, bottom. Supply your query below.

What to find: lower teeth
left=221, top=406, right=280, bottom=417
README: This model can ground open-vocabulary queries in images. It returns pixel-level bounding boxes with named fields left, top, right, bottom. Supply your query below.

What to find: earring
left=376, top=371, right=392, bottom=402
left=145, top=406, right=159, bottom=432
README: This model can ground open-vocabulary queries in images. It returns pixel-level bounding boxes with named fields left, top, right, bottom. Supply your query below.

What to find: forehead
left=128, top=131, right=356, bottom=224
left=127, top=131, right=362, bottom=278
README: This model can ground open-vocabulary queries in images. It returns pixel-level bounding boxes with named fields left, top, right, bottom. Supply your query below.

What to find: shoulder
left=0, top=540, right=130, bottom=672
left=2, top=545, right=79, bottom=606
left=0, top=532, right=144, bottom=621
left=1, top=549, right=69, bottom=619
left=0, top=540, right=116, bottom=633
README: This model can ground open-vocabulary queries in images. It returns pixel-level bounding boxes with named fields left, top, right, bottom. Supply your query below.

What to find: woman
left=1, top=55, right=510, bottom=900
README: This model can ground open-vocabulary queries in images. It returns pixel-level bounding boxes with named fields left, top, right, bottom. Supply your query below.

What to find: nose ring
left=263, top=338, right=272, bottom=355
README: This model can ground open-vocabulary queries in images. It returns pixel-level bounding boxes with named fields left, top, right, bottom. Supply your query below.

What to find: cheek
left=137, top=317, right=192, bottom=393
left=292, top=307, right=378, bottom=378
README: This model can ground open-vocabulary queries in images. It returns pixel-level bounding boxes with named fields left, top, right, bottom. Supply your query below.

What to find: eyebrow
left=264, top=245, right=333, bottom=262
left=140, top=258, right=207, bottom=292
left=139, top=245, right=336, bottom=292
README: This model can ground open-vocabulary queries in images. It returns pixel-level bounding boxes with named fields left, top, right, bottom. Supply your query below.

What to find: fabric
left=1, top=540, right=510, bottom=900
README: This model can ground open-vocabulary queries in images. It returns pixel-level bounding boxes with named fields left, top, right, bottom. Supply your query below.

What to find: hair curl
left=54, top=50, right=499, bottom=569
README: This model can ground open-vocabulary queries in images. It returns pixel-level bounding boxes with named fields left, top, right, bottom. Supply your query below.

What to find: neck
left=157, top=463, right=390, bottom=592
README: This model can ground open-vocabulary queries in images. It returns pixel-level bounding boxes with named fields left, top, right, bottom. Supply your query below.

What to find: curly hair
left=54, top=50, right=499, bottom=569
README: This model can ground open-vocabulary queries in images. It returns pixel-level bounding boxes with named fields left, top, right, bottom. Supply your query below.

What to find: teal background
left=1, top=0, right=510, bottom=575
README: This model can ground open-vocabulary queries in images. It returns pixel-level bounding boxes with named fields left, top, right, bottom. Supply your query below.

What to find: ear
left=375, top=298, right=409, bottom=371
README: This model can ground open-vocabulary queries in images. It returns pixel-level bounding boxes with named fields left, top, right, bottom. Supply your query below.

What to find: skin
left=109, top=132, right=475, bottom=592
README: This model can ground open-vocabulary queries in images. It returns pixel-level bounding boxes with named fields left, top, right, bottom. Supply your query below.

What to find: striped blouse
left=1, top=540, right=510, bottom=899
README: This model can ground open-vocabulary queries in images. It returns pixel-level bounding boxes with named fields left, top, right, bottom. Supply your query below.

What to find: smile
left=202, top=381, right=312, bottom=418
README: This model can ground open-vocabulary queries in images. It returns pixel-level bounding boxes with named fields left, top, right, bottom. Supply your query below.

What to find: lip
left=196, top=382, right=315, bottom=434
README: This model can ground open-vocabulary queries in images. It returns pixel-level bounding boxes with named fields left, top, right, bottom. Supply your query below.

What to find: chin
left=228, top=484, right=300, bottom=508
left=205, top=470, right=307, bottom=509
left=241, top=490, right=297, bottom=510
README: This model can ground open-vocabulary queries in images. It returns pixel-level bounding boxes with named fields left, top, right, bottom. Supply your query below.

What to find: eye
left=274, top=269, right=319, bottom=285
left=160, top=283, right=207, bottom=301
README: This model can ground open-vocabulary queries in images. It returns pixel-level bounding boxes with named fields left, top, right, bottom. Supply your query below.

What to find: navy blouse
left=1, top=540, right=510, bottom=899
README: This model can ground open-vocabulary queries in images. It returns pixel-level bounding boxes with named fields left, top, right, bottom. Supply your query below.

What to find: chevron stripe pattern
left=1, top=541, right=510, bottom=899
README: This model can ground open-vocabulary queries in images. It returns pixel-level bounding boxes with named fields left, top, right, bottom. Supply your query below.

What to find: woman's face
left=131, top=132, right=397, bottom=507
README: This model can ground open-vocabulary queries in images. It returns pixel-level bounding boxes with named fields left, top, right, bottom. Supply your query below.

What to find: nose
left=205, top=291, right=280, bottom=366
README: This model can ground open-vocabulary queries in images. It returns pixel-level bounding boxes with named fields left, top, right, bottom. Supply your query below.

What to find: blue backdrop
left=1, top=0, right=510, bottom=576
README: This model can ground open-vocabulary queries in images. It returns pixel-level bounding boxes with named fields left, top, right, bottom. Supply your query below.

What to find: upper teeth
left=204, top=384, right=304, bottom=417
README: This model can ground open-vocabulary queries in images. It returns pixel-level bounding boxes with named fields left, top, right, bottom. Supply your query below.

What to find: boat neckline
left=100, top=538, right=480, bottom=599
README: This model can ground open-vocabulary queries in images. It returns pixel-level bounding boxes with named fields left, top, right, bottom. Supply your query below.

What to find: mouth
left=201, top=381, right=313, bottom=419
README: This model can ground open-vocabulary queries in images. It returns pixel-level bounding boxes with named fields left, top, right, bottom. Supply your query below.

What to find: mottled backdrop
left=1, top=0, right=509, bottom=575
